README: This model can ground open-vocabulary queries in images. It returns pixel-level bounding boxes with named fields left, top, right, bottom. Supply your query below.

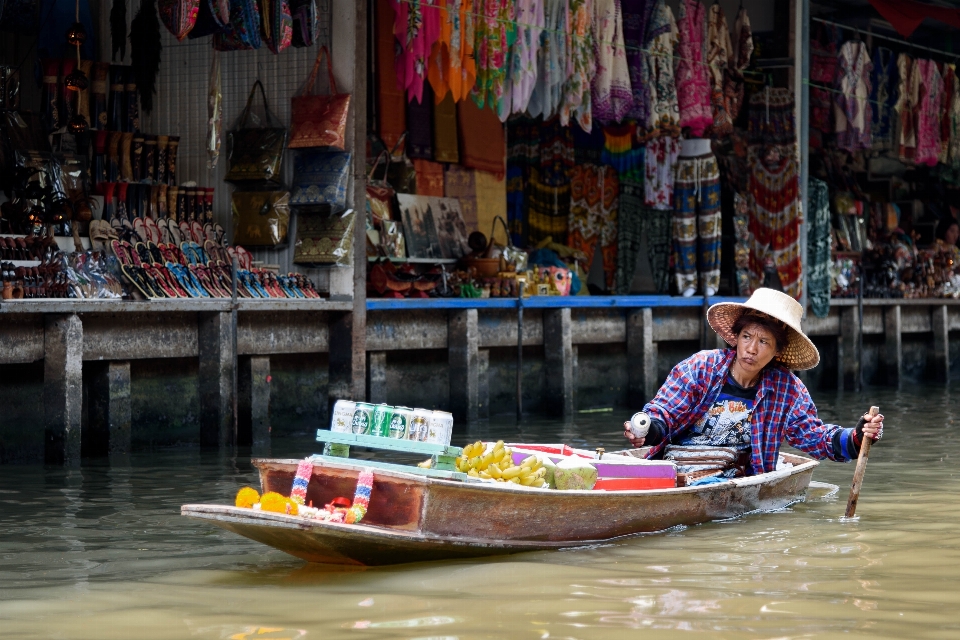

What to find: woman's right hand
left=623, top=421, right=646, bottom=448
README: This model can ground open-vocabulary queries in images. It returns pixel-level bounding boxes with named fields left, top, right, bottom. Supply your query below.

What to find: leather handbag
left=231, top=190, right=290, bottom=246
left=224, top=80, right=287, bottom=184
left=158, top=0, right=200, bottom=40
left=290, top=149, right=351, bottom=209
left=289, top=46, right=351, bottom=149
left=214, top=0, right=262, bottom=51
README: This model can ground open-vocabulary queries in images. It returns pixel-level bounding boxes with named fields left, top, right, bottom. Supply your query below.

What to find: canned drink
left=389, top=406, right=412, bottom=439
left=408, top=408, right=432, bottom=442
left=352, top=402, right=376, bottom=435
left=371, top=404, right=394, bottom=438
left=427, top=410, right=454, bottom=445
left=330, top=400, right=356, bottom=433
left=629, top=411, right=651, bottom=439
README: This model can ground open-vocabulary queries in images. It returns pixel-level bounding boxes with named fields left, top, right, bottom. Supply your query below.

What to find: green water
left=1, top=386, right=959, bottom=639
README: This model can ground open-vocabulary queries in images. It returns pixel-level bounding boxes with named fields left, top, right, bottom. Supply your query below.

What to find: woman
left=624, top=288, right=883, bottom=480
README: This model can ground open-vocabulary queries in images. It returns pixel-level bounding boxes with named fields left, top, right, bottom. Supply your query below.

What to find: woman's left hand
left=859, top=412, right=884, bottom=442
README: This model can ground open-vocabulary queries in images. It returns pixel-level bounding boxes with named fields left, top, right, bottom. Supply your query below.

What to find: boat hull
left=182, top=453, right=819, bottom=566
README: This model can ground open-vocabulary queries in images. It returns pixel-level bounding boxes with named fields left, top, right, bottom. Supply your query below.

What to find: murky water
left=2, top=386, right=959, bottom=639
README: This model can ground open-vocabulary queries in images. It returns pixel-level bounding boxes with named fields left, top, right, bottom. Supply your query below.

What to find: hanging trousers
left=672, top=152, right=722, bottom=294
left=616, top=179, right=672, bottom=294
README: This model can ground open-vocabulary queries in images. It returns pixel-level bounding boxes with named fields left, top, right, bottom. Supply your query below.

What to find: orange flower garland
left=235, top=486, right=260, bottom=508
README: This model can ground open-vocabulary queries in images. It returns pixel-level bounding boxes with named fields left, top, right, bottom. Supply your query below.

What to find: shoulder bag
left=289, top=46, right=351, bottom=149
left=224, top=80, right=287, bottom=184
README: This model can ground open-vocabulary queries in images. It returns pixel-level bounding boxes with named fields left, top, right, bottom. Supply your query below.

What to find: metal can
left=427, top=410, right=454, bottom=445
left=352, top=402, right=376, bottom=435
left=408, top=408, right=432, bottom=442
left=330, top=400, right=356, bottom=433
left=628, top=411, right=651, bottom=439
left=371, top=404, right=394, bottom=438
left=387, top=406, right=412, bottom=439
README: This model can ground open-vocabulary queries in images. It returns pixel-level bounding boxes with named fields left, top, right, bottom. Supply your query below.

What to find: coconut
left=553, top=457, right=598, bottom=490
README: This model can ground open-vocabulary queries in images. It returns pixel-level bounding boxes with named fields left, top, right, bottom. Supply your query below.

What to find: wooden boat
left=182, top=451, right=827, bottom=566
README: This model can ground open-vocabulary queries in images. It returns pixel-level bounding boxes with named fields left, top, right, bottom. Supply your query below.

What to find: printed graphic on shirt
left=683, top=391, right=755, bottom=450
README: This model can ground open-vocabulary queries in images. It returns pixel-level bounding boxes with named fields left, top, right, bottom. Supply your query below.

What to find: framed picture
left=430, top=197, right=470, bottom=259
left=398, top=194, right=442, bottom=259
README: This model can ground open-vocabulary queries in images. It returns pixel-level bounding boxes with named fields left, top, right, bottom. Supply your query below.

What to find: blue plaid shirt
left=643, top=349, right=854, bottom=475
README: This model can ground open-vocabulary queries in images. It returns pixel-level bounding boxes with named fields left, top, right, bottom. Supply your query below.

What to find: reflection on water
left=1, top=385, right=959, bottom=639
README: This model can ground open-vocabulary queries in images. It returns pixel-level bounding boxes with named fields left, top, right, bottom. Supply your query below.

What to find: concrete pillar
left=448, top=309, right=479, bottom=423
left=840, top=306, right=859, bottom=391
left=329, top=311, right=366, bottom=412
left=627, top=308, right=657, bottom=407
left=543, top=308, right=574, bottom=417
left=238, top=355, right=270, bottom=455
left=44, top=314, right=83, bottom=466
left=88, top=361, right=131, bottom=459
left=477, top=348, right=489, bottom=419
left=884, top=305, right=902, bottom=388
left=367, top=351, right=388, bottom=404
left=199, top=311, right=235, bottom=449
left=932, top=305, right=950, bottom=384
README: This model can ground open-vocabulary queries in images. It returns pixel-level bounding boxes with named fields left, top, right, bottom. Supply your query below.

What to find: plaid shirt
left=643, top=349, right=851, bottom=475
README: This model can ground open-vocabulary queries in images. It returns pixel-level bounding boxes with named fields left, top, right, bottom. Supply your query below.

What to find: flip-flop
left=235, top=246, right=253, bottom=270
left=168, top=220, right=182, bottom=248
left=190, top=221, right=204, bottom=244
left=144, top=217, right=161, bottom=245
left=133, top=217, right=148, bottom=244
left=214, top=224, right=226, bottom=246
left=157, top=218, right=170, bottom=245
left=179, top=220, right=192, bottom=244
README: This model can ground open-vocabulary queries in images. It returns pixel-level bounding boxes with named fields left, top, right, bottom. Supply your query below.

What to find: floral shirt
left=643, top=135, right=680, bottom=209
left=560, top=0, right=596, bottom=131
left=591, top=0, right=633, bottom=124
left=643, top=349, right=856, bottom=476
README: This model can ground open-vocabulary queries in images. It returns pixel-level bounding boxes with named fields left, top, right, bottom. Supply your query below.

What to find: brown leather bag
left=289, top=46, right=351, bottom=149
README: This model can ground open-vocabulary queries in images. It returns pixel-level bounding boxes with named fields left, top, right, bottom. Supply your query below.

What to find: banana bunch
left=456, top=441, right=549, bottom=488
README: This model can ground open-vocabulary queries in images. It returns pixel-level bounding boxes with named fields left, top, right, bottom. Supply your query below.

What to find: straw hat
left=707, top=288, right=820, bottom=370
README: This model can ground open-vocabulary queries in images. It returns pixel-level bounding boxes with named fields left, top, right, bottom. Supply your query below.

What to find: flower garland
left=233, top=466, right=374, bottom=526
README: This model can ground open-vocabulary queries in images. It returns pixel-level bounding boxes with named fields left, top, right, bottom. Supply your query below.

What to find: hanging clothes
left=428, top=0, right=477, bottom=104
left=560, top=0, right=595, bottom=132
left=506, top=116, right=540, bottom=246
left=622, top=0, right=657, bottom=125
left=641, top=1, right=679, bottom=140
left=434, top=93, right=460, bottom=163
left=869, top=46, right=897, bottom=150
left=705, top=3, right=732, bottom=137
left=406, top=84, right=435, bottom=159
left=569, top=164, right=619, bottom=290
left=377, top=0, right=406, bottom=150
left=914, top=58, right=944, bottom=167
left=391, top=0, right=442, bottom=104
left=894, top=53, right=917, bottom=163
left=592, top=0, right=633, bottom=124
left=748, top=146, right=801, bottom=300
left=748, top=87, right=796, bottom=147
left=834, top=40, right=873, bottom=153
left=528, top=117, right=574, bottom=245
left=501, top=0, right=544, bottom=119
left=601, top=122, right=643, bottom=180
left=472, top=0, right=515, bottom=112
left=949, top=65, right=960, bottom=168
left=458, top=97, right=506, bottom=176
left=940, top=64, right=954, bottom=164
left=528, top=0, right=568, bottom=119
left=807, top=178, right=832, bottom=319
left=675, top=0, right=711, bottom=137
left=573, top=120, right=606, bottom=165
left=616, top=178, right=672, bottom=294
left=673, top=152, right=721, bottom=295
left=809, top=23, right=841, bottom=147
left=644, top=135, right=681, bottom=210
left=414, top=159, right=445, bottom=196
left=724, top=6, right=753, bottom=124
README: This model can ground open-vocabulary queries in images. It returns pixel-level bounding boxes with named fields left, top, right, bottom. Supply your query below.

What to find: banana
left=492, top=448, right=505, bottom=463
left=500, top=466, right=523, bottom=480
left=487, top=464, right=502, bottom=479
left=466, top=456, right=481, bottom=470
left=479, top=470, right=491, bottom=479
left=493, top=440, right=504, bottom=451
left=499, top=458, right=512, bottom=471
left=467, top=468, right=479, bottom=478
left=517, top=467, right=534, bottom=480
left=519, top=455, right=537, bottom=468
left=519, top=474, right=541, bottom=486
left=507, top=477, right=521, bottom=484
left=479, top=452, right=495, bottom=469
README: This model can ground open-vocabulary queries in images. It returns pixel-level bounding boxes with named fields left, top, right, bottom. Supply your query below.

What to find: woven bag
left=188, top=0, right=230, bottom=38
left=214, top=0, right=261, bottom=51
left=158, top=0, right=200, bottom=40
left=289, top=46, right=351, bottom=149
left=259, top=0, right=292, bottom=54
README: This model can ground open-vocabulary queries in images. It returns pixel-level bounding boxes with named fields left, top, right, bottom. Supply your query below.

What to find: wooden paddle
left=844, top=405, right=879, bottom=518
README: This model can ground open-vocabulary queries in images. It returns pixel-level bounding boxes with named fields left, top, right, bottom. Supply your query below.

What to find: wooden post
left=884, top=305, right=902, bottom=388
left=367, top=351, right=388, bottom=404
left=448, top=309, right=479, bottom=423
left=543, top=308, right=574, bottom=417
left=44, top=314, right=83, bottom=466
left=199, top=311, right=235, bottom=449
left=627, top=308, right=657, bottom=407
left=238, top=355, right=271, bottom=455
left=840, top=306, right=859, bottom=391
left=88, top=360, right=132, bottom=459
left=932, top=304, right=950, bottom=384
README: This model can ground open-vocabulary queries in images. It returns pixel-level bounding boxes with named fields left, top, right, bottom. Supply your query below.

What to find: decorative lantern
left=66, top=21, right=87, bottom=46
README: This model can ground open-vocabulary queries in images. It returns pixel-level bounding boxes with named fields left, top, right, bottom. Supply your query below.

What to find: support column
left=840, top=306, right=859, bottom=391
left=448, top=309, right=479, bottom=423
left=544, top=308, right=575, bottom=417
left=329, top=310, right=366, bottom=410
left=477, top=348, right=489, bottom=420
left=884, top=305, right=902, bottom=388
left=627, top=308, right=657, bottom=407
left=88, top=361, right=131, bottom=459
left=367, top=351, right=388, bottom=404
left=44, top=314, right=83, bottom=465
left=199, top=311, right=235, bottom=449
left=238, top=355, right=271, bottom=455
left=933, top=305, right=950, bottom=384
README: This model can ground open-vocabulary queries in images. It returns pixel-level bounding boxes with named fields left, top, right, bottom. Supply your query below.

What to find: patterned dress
left=642, top=1, right=679, bottom=139
left=705, top=3, right=731, bottom=136
left=807, top=178, right=832, bottom=319
left=914, top=58, right=944, bottom=167
left=560, top=0, right=595, bottom=131
left=747, top=146, right=802, bottom=300
left=834, top=40, right=873, bottom=152
left=591, top=0, right=633, bottom=124
left=675, top=0, right=711, bottom=137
